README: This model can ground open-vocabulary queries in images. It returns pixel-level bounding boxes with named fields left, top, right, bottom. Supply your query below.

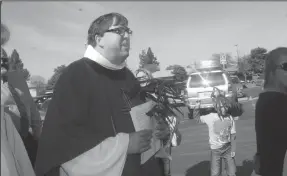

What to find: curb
left=238, top=96, right=258, bottom=102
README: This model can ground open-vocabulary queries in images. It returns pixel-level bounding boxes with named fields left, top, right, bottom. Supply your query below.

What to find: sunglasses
left=276, top=63, right=287, bottom=71
left=105, top=27, right=133, bottom=37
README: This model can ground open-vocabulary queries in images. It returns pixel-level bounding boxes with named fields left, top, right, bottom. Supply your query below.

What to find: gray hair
left=87, top=13, right=128, bottom=47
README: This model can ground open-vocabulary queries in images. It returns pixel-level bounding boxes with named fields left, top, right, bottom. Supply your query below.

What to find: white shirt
left=200, top=113, right=236, bottom=149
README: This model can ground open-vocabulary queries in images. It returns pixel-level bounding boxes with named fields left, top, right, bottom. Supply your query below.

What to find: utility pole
left=235, top=44, right=240, bottom=75
left=235, top=44, right=240, bottom=66
left=235, top=44, right=247, bottom=82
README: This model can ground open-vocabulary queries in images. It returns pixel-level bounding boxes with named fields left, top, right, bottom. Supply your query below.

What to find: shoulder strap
left=7, top=83, right=29, bottom=138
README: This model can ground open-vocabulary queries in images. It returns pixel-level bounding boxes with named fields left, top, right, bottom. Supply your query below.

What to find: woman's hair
left=1, top=47, right=8, bottom=58
left=1, top=56, right=9, bottom=83
left=213, top=95, right=230, bottom=116
left=1, top=23, right=10, bottom=46
left=1, top=24, right=10, bottom=83
left=211, top=87, right=231, bottom=117
left=87, top=13, right=128, bottom=47
left=263, top=47, right=287, bottom=88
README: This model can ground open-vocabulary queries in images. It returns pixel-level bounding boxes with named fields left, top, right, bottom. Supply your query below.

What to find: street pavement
left=171, top=100, right=287, bottom=176
left=38, top=86, right=286, bottom=175
left=242, top=86, right=262, bottom=98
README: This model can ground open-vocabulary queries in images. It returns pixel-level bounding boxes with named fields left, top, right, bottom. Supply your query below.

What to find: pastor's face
left=100, top=25, right=131, bottom=64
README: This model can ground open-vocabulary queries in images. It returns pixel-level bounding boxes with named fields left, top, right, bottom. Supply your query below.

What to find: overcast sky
left=2, top=1, right=287, bottom=80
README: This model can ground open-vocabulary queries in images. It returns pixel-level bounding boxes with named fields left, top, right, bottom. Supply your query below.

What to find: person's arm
left=230, top=119, right=236, bottom=157
left=6, top=84, right=30, bottom=137
left=61, top=133, right=129, bottom=176
left=29, top=98, right=42, bottom=139
left=60, top=128, right=152, bottom=176
left=229, top=100, right=243, bottom=117
left=2, top=109, right=36, bottom=176
left=193, top=101, right=206, bottom=124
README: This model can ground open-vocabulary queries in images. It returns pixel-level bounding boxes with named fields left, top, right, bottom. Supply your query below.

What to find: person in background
left=1, top=23, right=36, bottom=176
left=35, top=13, right=169, bottom=176
left=2, top=20, right=42, bottom=139
left=1, top=23, right=42, bottom=166
left=254, top=47, right=287, bottom=176
left=193, top=87, right=243, bottom=176
left=1, top=23, right=29, bottom=138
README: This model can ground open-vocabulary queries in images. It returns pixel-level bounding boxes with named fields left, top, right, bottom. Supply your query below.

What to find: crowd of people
left=1, top=12, right=287, bottom=176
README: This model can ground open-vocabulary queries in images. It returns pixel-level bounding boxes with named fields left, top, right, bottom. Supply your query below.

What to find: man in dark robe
left=35, top=13, right=169, bottom=176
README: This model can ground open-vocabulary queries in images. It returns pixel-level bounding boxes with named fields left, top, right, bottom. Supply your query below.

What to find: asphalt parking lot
left=38, top=86, right=286, bottom=175
left=171, top=100, right=287, bottom=176
left=242, top=86, right=262, bottom=98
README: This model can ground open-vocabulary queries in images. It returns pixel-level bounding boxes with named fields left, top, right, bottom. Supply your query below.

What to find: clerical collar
left=84, top=45, right=126, bottom=70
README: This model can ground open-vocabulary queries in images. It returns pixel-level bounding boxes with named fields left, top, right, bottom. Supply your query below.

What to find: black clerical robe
left=255, top=92, right=287, bottom=175
left=35, top=58, right=164, bottom=176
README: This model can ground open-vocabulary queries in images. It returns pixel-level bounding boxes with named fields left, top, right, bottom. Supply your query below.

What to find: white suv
left=184, top=69, right=234, bottom=118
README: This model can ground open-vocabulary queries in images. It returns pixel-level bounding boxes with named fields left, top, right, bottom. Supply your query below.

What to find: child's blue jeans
left=210, top=143, right=236, bottom=176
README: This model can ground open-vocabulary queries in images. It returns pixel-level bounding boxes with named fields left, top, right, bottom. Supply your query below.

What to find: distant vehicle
left=34, top=95, right=49, bottom=105
left=183, top=62, right=237, bottom=119
left=34, top=90, right=53, bottom=110
left=41, top=97, right=52, bottom=112
left=256, top=75, right=265, bottom=86
left=44, top=89, right=53, bottom=97
left=230, top=75, right=240, bottom=84
left=251, top=75, right=264, bottom=87
left=256, top=79, right=264, bottom=87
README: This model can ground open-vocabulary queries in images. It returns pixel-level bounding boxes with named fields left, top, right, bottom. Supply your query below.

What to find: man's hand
left=127, top=129, right=153, bottom=154
left=154, top=121, right=170, bottom=140
left=231, top=152, right=236, bottom=158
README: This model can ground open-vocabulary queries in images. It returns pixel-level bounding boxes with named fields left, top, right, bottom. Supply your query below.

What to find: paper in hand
left=130, top=101, right=161, bottom=164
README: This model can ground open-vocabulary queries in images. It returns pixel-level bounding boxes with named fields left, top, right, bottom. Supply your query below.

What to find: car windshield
left=188, top=72, right=226, bottom=88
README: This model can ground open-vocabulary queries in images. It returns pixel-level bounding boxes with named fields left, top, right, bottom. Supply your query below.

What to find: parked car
left=256, top=78, right=264, bottom=87
left=41, top=97, right=52, bottom=112
left=34, top=90, right=53, bottom=110
left=184, top=68, right=236, bottom=119
left=251, top=75, right=264, bottom=87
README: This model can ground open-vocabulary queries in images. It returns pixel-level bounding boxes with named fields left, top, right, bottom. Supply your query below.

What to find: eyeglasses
left=276, top=63, right=287, bottom=71
left=105, top=27, right=133, bottom=37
